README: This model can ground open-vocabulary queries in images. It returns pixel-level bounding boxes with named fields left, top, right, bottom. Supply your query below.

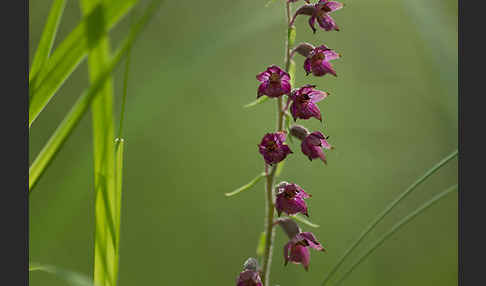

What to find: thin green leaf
left=244, top=95, right=270, bottom=108
left=275, top=160, right=285, bottom=177
left=29, top=263, right=95, bottom=286
left=334, top=185, right=458, bottom=286
left=290, top=213, right=320, bottom=228
left=117, top=11, right=134, bottom=139
left=225, top=172, right=266, bottom=197
left=288, top=26, right=296, bottom=47
left=321, top=149, right=458, bottom=286
left=29, top=0, right=140, bottom=127
left=79, top=0, right=117, bottom=285
left=113, top=138, right=125, bottom=283
left=256, top=231, right=266, bottom=258
left=29, top=0, right=68, bottom=81
left=288, top=59, right=296, bottom=87
left=284, top=112, right=292, bottom=143
left=29, top=0, right=164, bottom=192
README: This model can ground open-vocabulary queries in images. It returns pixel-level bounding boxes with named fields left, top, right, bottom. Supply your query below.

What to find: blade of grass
left=79, top=0, right=117, bottom=285
left=334, top=184, right=458, bottom=286
left=29, top=263, right=95, bottom=286
left=113, top=138, right=125, bottom=283
left=321, top=149, right=458, bottom=286
left=29, top=0, right=139, bottom=127
left=117, top=17, right=133, bottom=139
left=29, top=0, right=68, bottom=81
left=29, top=0, right=164, bottom=192
left=225, top=172, right=266, bottom=197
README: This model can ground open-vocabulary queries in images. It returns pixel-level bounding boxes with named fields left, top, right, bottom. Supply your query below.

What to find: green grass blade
left=225, top=172, right=266, bottom=197
left=290, top=213, right=320, bottom=228
left=29, top=0, right=164, bottom=192
left=117, top=8, right=134, bottom=139
left=79, top=0, right=117, bottom=285
left=29, top=263, right=95, bottom=286
left=334, top=185, right=458, bottom=286
left=113, top=138, right=125, bottom=283
left=29, top=0, right=68, bottom=81
left=321, top=149, right=458, bottom=286
left=29, top=0, right=139, bottom=127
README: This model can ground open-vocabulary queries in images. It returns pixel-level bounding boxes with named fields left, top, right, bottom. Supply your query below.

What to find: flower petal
left=308, top=16, right=317, bottom=33
left=256, top=70, right=270, bottom=82
left=257, top=82, right=269, bottom=98
left=304, top=58, right=312, bottom=75
left=321, top=60, right=337, bottom=76
left=324, top=1, right=343, bottom=12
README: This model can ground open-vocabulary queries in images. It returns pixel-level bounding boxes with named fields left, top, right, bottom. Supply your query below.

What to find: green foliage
left=29, top=0, right=67, bottom=82
left=79, top=0, right=117, bottom=284
left=244, top=95, right=270, bottom=108
left=256, top=232, right=266, bottom=258
left=29, top=0, right=160, bottom=191
left=290, top=213, right=320, bottom=228
left=226, top=172, right=267, bottom=197
left=29, top=263, right=95, bottom=286
left=29, top=0, right=139, bottom=127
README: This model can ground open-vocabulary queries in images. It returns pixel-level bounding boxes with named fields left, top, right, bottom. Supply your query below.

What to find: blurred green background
left=29, top=0, right=458, bottom=285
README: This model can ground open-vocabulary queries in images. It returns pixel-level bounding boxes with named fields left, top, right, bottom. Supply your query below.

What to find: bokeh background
left=29, top=0, right=458, bottom=285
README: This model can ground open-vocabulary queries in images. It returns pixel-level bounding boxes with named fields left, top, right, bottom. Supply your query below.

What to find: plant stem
left=261, top=2, right=293, bottom=285
left=262, top=165, right=277, bottom=285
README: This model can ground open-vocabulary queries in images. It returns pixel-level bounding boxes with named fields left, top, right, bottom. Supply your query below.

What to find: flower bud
left=290, top=125, right=310, bottom=141
left=275, top=217, right=301, bottom=239
left=243, top=257, right=258, bottom=272
left=236, top=258, right=262, bottom=286
left=292, top=42, right=315, bottom=58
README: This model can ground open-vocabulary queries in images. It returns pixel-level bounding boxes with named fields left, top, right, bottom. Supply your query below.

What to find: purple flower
left=290, top=0, right=343, bottom=33
left=275, top=182, right=311, bottom=217
left=289, top=85, right=329, bottom=122
left=258, top=132, right=293, bottom=165
left=236, top=258, right=262, bottom=286
left=301, top=131, right=333, bottom=164
left=236, top=270, right=262, bottom=286
left=284, top=232, right=326, bottom=271
left=304, top=45, right=340, bottom=77
left=256, top=65, right=291, bottom=98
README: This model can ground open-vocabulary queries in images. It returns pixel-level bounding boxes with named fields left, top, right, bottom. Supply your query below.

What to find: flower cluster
left=234, top=0, right=343, bottom=284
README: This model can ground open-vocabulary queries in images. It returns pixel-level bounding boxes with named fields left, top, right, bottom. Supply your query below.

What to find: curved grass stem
left=321, top=149, right=458, bottom=286
left=334, top=184, right=458, bottom=286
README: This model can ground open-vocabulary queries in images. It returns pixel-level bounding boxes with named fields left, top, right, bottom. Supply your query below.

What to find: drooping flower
left=236, top=258, right=262, bottom=286
left=284, top=232, right=326, bottom=271
left=289, top=85, right=329, bottom=122
left=258, top=132, right=292, bottom=165
left=290, top=0, right=343, bottom=33
left=301, top=131, right=333, bottom=164
left=275, top=182, right=311, bottom=217
left=256, top=65, right=291, bottom=98
left=304, top=45, right=340, bottom=77
left=289, top=124, right=310, bottom=141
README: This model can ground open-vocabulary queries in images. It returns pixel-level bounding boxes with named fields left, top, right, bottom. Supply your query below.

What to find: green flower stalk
left=230, top=1, right=344, bottom=285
